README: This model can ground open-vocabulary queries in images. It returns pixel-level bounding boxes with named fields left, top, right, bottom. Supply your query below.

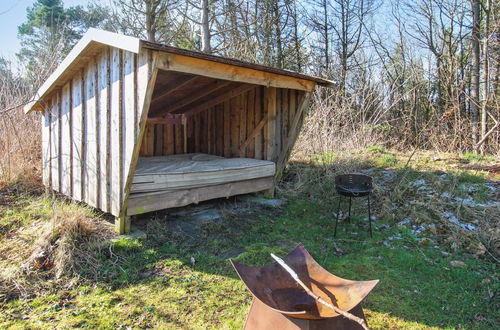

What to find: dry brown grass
left=0, top=202, right=115, bottom=301
left=0, top=58, right=42, bottom=185
left=280, top=149, right=499, bottom=260
left=295, top=86, right=500, bottom=156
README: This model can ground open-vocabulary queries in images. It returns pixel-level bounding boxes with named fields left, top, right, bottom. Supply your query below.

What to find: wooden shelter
left=25, top=28, right=332, bottom=233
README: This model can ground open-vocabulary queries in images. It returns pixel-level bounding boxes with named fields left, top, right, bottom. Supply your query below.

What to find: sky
left=0, top=0, right=92, bottom=59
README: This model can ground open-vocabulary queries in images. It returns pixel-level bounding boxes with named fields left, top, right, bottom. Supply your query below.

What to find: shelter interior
left=139, top=69, right=304, bottom=159
left=127, top=68, right=306, bottom=216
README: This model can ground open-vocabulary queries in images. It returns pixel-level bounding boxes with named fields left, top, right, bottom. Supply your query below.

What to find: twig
left=0, top=99, right=36, bottom=114
left=270, top=254, right=369, bottom=330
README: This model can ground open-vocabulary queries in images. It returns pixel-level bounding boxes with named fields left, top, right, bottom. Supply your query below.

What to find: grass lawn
left=0, top=149, right=498, bottom=329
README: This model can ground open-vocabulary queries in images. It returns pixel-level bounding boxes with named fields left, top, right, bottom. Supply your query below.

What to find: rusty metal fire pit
left=231, top=244, right=379, bottom=329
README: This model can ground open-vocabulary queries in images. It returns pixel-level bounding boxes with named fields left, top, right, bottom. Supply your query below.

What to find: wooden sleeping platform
left=127, top=153, right=275, bottom=216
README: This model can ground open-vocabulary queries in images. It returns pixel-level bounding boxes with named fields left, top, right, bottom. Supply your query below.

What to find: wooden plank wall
left=41, top=46, right=153, bottom=217
left=140, top=86, right=304, bottom=162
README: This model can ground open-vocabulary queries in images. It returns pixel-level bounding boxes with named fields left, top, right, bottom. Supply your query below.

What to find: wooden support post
left=182, top=114, right=188, bottom=153
left=276, top=92, right=312, bottom=180
left=265, top=87, right=277, bottom=161
left=115, top=215, right=131, bottom=234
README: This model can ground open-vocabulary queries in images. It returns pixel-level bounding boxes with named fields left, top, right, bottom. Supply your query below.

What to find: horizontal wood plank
left=127, top=177, right=274, bottom=216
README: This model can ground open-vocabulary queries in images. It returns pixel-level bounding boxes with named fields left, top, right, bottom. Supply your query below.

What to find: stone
left=246, top=197, right=287, bottom=208
left=450, top=260, right=467, bottom=268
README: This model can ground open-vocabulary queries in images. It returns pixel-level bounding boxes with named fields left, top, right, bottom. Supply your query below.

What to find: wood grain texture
left=37, top=44, right=318, bottom=225
left=42, top=107, right=51, bottom=187
left=98, top=48, right=110, bottom=212
left=110, top=47, right=121, bottom=215
left=156, top=52, right=315, bottom=92
left=127, top=176, right=274, bottom=216
left=85, top=61, right=98, bottom=208
left=265, top=87, right=277, bottom=161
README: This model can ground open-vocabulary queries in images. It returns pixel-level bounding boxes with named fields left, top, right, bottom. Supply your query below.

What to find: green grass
left=0, top=149, right=498, bottom=329
left=462, top=152, right=495, bottom=163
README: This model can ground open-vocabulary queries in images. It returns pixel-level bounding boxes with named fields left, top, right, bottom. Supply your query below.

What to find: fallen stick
left=271, top=253, right=369, bottom=330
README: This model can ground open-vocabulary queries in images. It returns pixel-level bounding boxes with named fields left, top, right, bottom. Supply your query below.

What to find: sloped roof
left=25, top=28, right=333, bottom=113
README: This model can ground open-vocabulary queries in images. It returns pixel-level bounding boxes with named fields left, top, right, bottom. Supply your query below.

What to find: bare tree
left=470, top=0, right=480, bottom=148
left=110, top=0, right=184, bottom=44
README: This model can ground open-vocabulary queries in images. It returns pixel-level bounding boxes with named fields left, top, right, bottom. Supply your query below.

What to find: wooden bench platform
left=127, top=153, right=275, bottom=216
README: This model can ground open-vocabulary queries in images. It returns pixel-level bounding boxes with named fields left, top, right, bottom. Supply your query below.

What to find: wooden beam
left=239, top=113, right=269, bottom=156
left=180, top=84, right=256, bottom=117
left=147, top=114, right=186, bottom=125
left=117, top=52, right=159, bottom=234
left=127, top=177, right=274, bottom=216
left=265, top=87, right=277, bottom=161
left=155, top=79, right=231, bottom=115
left=151, top=75, right=198, bottom=103
left=156, top=52, right=316, bottom=92
left=115, top=215, right=131, bottom=234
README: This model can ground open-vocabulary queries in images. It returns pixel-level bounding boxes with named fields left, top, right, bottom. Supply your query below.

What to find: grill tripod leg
left=368, top=195, right=372, bottom=237
left=347, top=197, right=352, bottom=223
left=334, top=196, right=341, bottom=237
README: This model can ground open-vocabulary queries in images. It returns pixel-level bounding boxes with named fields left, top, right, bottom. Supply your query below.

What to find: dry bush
left=0, top=41, right=65, bottom=186
left=0, top=60, right=42, bottom=185
left=0, top=202, right=116, bottom=301
left=296, top=87, right=389, bottom=155
left=295, top=69, right=499, bottom=156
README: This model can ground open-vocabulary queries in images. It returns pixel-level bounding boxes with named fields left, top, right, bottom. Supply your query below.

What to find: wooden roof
left=25, top=28, right=333, bottom=113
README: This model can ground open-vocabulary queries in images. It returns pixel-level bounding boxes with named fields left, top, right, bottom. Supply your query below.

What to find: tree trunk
left=470, top=0, right=480, bottom=150
left=201, top=0, right=211, bottom=53
left=480, top=0, right=490, bottom=152
left=145, top=0, right=155, bottom=42
left=322, top=0, right=329, bottom=74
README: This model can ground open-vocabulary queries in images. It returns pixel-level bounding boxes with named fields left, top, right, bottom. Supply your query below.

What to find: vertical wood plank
left=105, top=48, right=112, bottom=212
left=71, top=74, right=83, bottom=201
left=60, top=83, right=71, bottom=196
left=50, top=95, right=59, bottom=190
left=98, top=49, right=110, bottom=212
left=85, top=61, right=98, bottom=208
left=110, top=47, right=121, bottom=215
left=154, top=125, right=164, bottom=155
left=223, top=100, right=231, bottom=157
left=57, top=90, right=63, bottom=192
left=207, top=108, right=213, bottom=154
left=230, top=97, right=239, bottom=156
left=165, top=124, right=175, bottom=155
left=239, top=94, right=247, bottom=155
left=246, top=88, right=255, bottom=158
left=254, top=86, right=262, bottom=159
left=216, top=103, right=224, bottom=156
left=80, top=70, right=86, bottom=201
left=133, top=53, right=139, bottom=140
left=187, top=117, right=195, bottom=153
left=276, top=91, right=312, bottom=176
left=195, top=113, right=201, bottom=153
left=275, top=88, right=282, bottom=159
left=69, top=80, right=74, bottom=196
left=94, top=59, right=101, bottom=208
left=289, top=89, right=296, bottom=132
left=118, top=50, right=124, bottom=214
left=122, top=51, right=136, bottom=208
left=42, top=107, right=51, bottom=187
left=281, top=89, right=289, bottom=154
left=175, top=123, right=183, bottom=153
left=265, top=87, right=277, bottom=161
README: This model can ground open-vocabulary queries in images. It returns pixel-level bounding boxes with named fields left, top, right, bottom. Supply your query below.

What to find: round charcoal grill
left=334, top=174, right=373, bottom=237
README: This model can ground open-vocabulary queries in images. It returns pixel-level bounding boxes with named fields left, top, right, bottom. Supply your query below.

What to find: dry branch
left=270, top=253, right=370, bottom=330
